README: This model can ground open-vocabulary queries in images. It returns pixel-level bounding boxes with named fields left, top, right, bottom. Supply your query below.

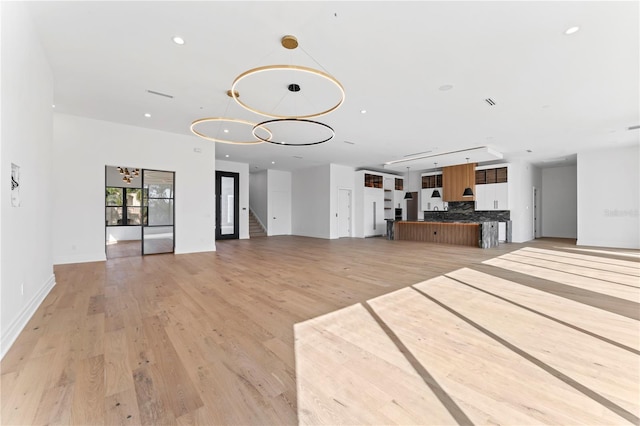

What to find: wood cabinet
left=395, top=221, right=480, bottom=247
left=442, top=163, right=476, bottom=202
left=475, top=166, right=507, bottom=184
left=364, top=173, right=383, bottom=188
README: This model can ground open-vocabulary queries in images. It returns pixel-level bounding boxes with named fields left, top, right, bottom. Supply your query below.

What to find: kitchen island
left=393, top=220, right=501, bottom=248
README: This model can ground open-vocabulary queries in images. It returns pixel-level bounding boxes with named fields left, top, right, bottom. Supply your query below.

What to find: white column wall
left=53, top=114, right=216, bottom=264
left=508, top=161, right=537, bottom=243
left=1, top=2, right=55, bottom=359
left=577, top=144, right=639, bottom=248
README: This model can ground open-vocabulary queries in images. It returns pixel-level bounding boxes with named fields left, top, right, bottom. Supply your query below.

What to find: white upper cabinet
left=475, top=165, right=509, bottom=210
left=421, top=172, right=445, bottom=211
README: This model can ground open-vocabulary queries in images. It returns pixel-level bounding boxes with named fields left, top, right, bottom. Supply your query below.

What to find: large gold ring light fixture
left=230, top=64, right=346, bottom=119
left=190, top=117, right=272, bottom=145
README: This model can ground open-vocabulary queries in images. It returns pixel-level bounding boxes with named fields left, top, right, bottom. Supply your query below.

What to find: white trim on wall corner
left=1, top=274, right=56, bottom=360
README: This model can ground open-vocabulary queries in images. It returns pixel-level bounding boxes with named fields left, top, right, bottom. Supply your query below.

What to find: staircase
left=249, top=210, right=267, bottom=238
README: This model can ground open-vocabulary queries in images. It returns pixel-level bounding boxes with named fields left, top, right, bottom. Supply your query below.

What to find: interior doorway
left=216, top=171, right=240, bottom=240
left=105, top=166, right=175, bottom=258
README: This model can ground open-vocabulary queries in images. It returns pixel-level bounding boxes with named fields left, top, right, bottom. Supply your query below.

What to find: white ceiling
left=27, top=1, right=639, bottom=174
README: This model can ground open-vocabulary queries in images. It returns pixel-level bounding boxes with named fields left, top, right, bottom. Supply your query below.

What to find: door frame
left=215, top=170, right=240, bottom=240
left=142, top=168, right=176, bottom=255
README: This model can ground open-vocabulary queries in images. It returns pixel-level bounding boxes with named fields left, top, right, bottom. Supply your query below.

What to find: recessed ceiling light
left=225, top=154, right=229, bottom=158
left=172, top=36, right=185, bottom=45
left=439, top=84, right=454, bottom=91
left=564, top=26, right=580, bottom=35
left=144, top=113, right=151, bottom=118
left=360, top=110, right=367, bottom=114
left=223, top=129, right=229, bottom=133
left=271, top=161, right=275, bottom=164
left=52, top=104, right=56, bottom=108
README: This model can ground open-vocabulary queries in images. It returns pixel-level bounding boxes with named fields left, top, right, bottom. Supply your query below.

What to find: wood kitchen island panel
left=395, top=221, right=480, bottom=247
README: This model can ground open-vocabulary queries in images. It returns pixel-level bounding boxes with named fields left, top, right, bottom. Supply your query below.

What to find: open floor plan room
left=1, top=237, right=638, bottom=425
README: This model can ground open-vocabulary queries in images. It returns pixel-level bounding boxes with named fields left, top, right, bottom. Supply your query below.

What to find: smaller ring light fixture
left=189, top=90, right=273, bottom=145
left=252, top=118, right=335, bottom=146
left=230, top=35, right=345, bottom=119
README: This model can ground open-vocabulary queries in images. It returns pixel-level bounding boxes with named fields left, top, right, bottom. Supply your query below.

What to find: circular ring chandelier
left=231, top=65, right=345, bottom=119
left=252, top=119, right=335, bottom=146
left=190, top=117, right=272, bottom=145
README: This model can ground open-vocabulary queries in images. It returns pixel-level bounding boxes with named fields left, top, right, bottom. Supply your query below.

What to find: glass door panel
left=216, top=171, right=239, bottom=240
left=142, top=169, right=175, bottom=254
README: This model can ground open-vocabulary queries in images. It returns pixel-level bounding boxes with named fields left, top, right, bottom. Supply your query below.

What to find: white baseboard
left=1, top=274, right=56, bottom=360
left=53, top=252, right=106, bottom=265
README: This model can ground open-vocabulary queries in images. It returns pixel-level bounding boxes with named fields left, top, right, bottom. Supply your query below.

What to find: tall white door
left=270, top=190, right=291, bottom=235
left=338, top=189, right=352, bottom=237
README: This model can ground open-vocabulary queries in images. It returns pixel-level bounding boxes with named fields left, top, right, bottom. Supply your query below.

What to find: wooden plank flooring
left=1, top=236, right=638, bottom=425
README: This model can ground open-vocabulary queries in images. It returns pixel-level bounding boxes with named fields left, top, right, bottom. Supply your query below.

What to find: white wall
left=292, top=165, right=331, bottom=238
left=541, top=165, right=577, bottom=238
left=106, top=226, right=141, bottom=242
left=329, top=164, right=355, bottom=238
left=508, top=161, right=536, bottom=243
left=249, top=170, right=268, bottom=230
left=267, top=170, right=292, bottom=236
left=577, top=144, right=639, bottom=248
left=216, top=160, right=249, bottom=240
left=1, top=2, right=56, bottom=359
left=53, top=114, right=216, bottom=264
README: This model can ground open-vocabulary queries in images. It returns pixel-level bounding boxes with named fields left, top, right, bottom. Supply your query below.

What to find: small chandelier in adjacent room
left=404, top=167, right=413, bottom=200
left=462, top=157, right=474, bottom=197
left=118, top=167, right=140, bottom=184
left=431, top=162, right=441, bottom=198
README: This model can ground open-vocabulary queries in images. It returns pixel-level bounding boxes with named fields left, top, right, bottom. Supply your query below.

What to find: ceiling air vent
left=484, top=98, right=496, bottom=106
left=147, top=89, right=174, bottom=99
left=404, top=150, right=432, bottom=157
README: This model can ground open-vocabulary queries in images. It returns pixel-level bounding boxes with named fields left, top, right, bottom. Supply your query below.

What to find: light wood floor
left=1, top=236, right=638, bottom=425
